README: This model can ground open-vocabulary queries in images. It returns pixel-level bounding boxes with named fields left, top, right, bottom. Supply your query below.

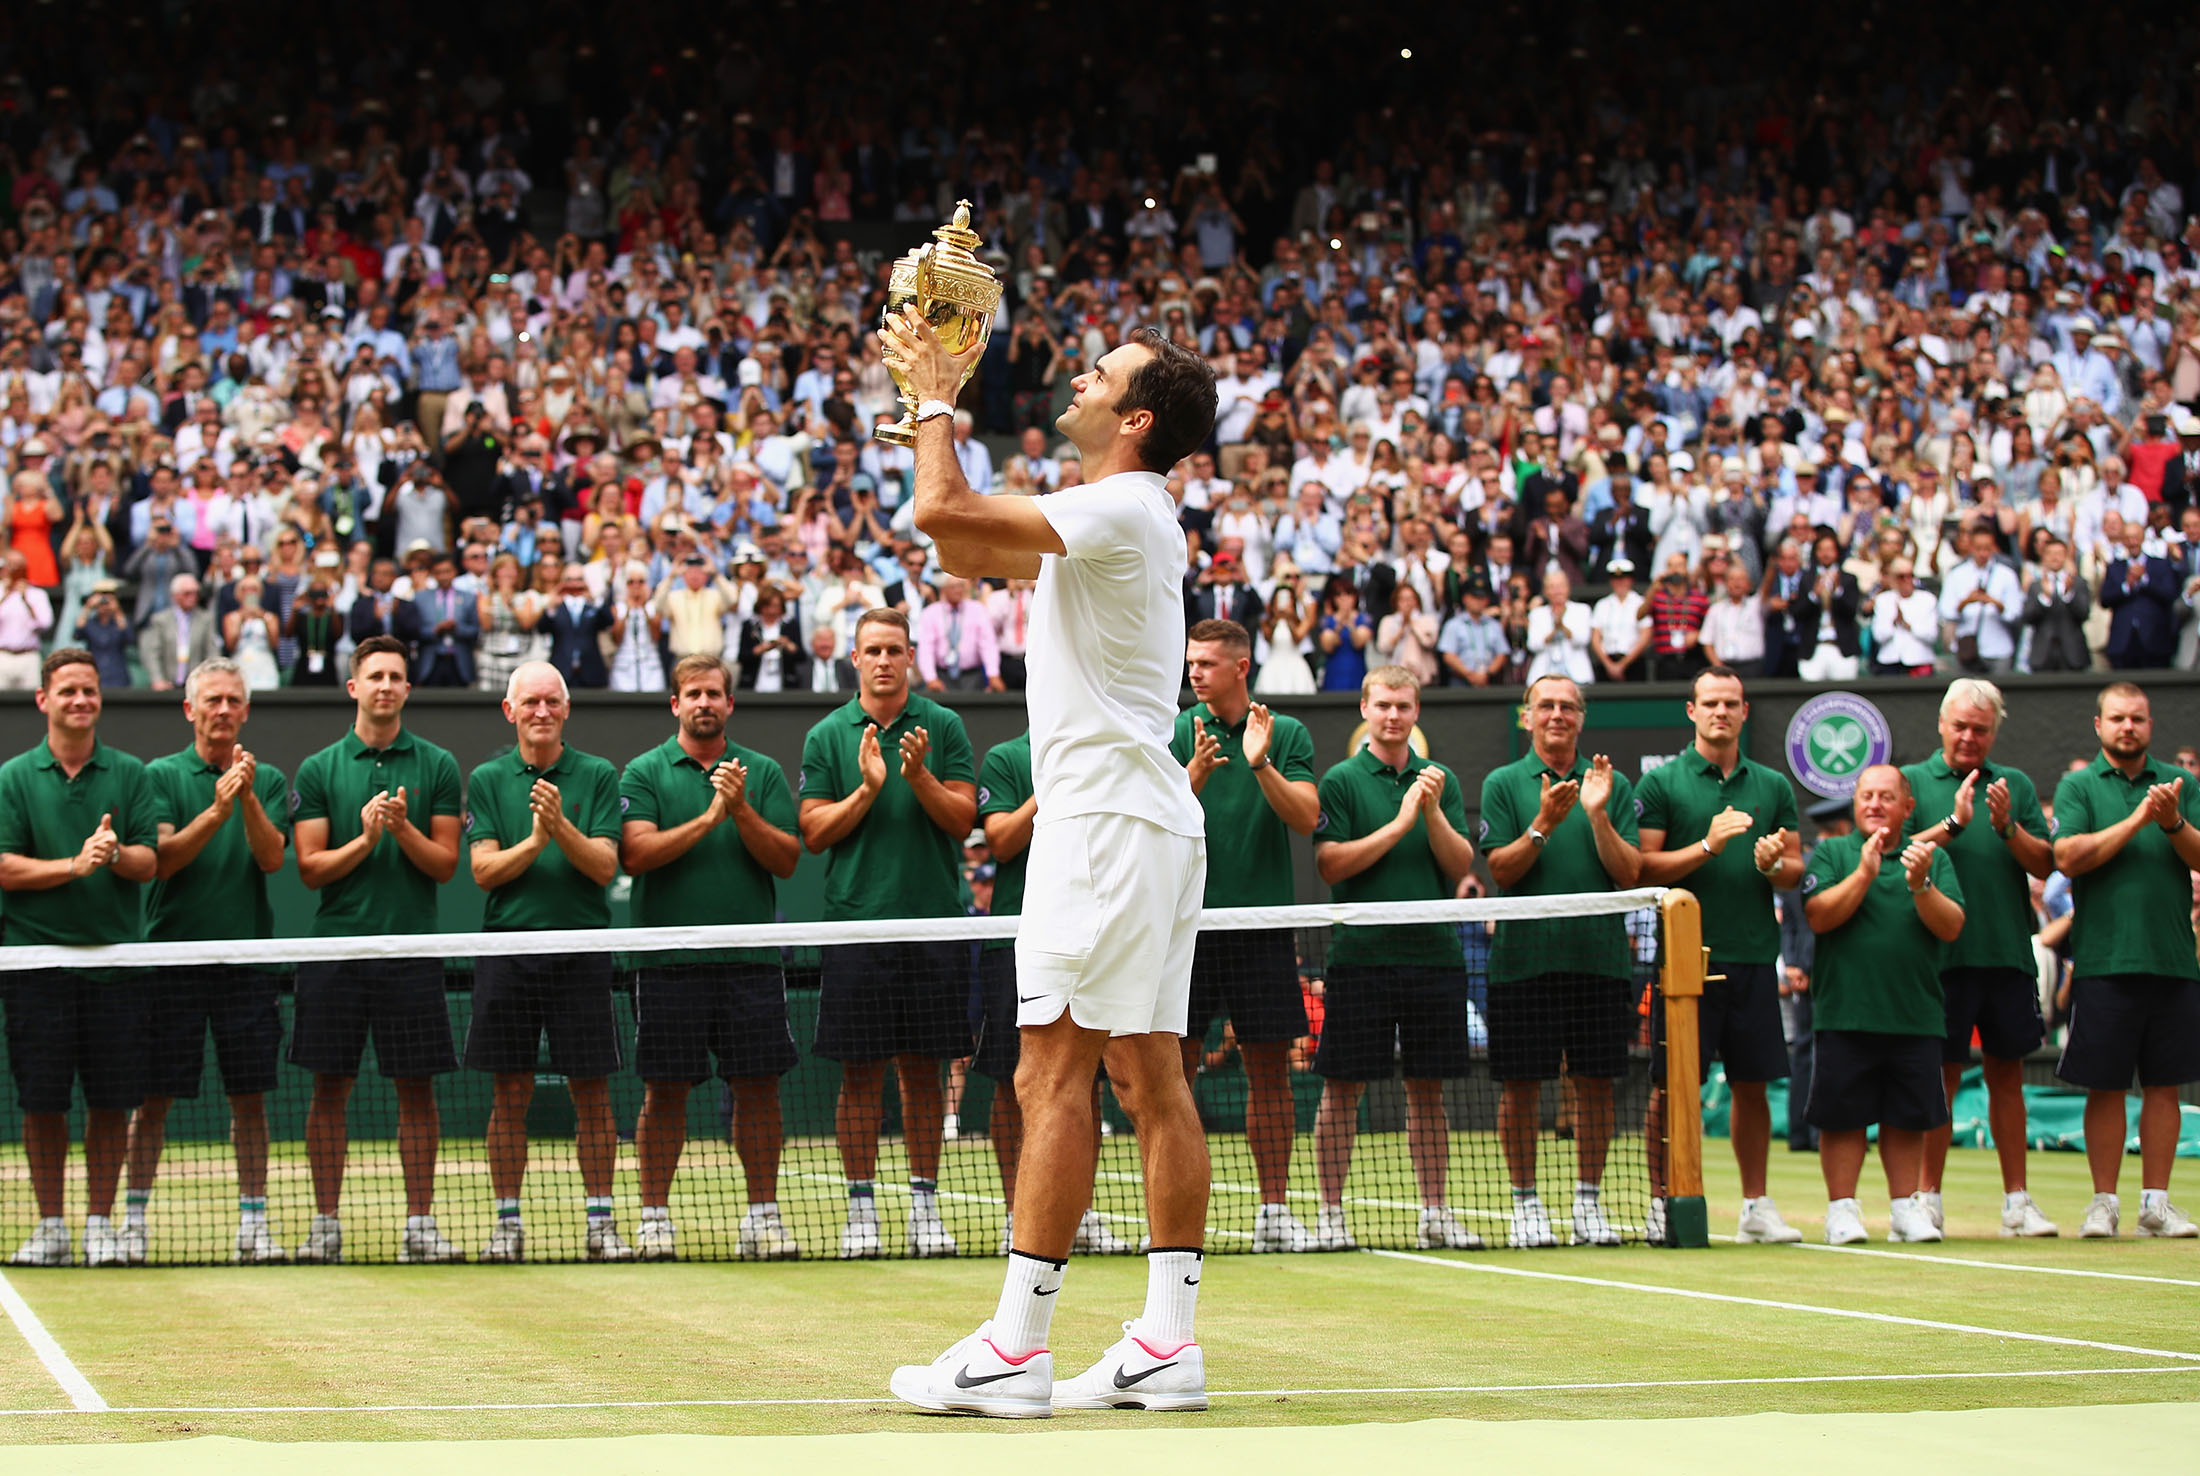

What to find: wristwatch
left=1699, top=838, right=1715, bottom=856
left=2171, top=815, right=2190, bottom=836
left=1528, top=827, right=1548, bottom=848
left=914, top=398, right=956, bottom=422
left=1248, top=755, right=1273, bottom=772
left=1941, top=816, right=1965, bottom=839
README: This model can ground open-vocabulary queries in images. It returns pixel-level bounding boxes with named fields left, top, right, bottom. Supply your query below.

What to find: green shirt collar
left=1923, top=749, right=1997, bottom=783
left=1351, top=744, right=1428, bottom=780
left=502, top=743, right=579, bottom=780
left=1534, top=749, right=1590, bottom=783
left=2089, top=750, right=2169, bottom=786
left=341, top=727, right=417, bottom=760
left=1189, top=702, right=1249, bottom=735
left=35, top=738, right=108, bottom=772
left=840, top=694, right=920, bottom=730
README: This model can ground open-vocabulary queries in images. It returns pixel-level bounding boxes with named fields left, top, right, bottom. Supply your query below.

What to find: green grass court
left=1, top=1145, right=2195, bottom=1458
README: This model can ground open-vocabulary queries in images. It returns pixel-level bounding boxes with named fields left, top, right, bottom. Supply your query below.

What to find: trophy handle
left=913, top=243, right=935, bottom=315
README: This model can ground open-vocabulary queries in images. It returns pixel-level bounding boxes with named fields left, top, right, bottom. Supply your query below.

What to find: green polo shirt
left=1802, top=833, right=1964, bottom=1035
left=1315, top=747, right=1471, bottom=966
left=2053, top=753, right=2200, bottom=981
left=977, top=733, right=1034, bottom=954
left=0, top=738, right=156, bottom=947
left=799, top=694, right=973, bottom=921
left=1635, top=746, right=1799, bottom=964
left=620, top=735, right=795, bottom=964
left=1171, top=704, right=1315, bottom=909
left=1901, top=752, right=2049, bottom=976
left=1480, top=750, right=1640, bottom=983
left=145, top=745, right=291, bottom=944
left=466, top=744, right=621, bottom=932
left=292, top=727, right=463, bottom=938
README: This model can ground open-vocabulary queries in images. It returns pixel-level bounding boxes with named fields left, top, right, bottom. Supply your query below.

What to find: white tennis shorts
left=1015, top=811, right=1207, bottom=1037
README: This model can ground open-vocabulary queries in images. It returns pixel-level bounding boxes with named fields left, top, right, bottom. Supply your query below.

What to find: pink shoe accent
left=982, top=1339, right=1048, bottom=1366
left=1132, top=1335, right=1194, bottom=1359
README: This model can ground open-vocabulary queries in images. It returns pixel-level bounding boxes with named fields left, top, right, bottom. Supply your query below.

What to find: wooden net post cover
left=1658, top=889, right=1711, bottom=1247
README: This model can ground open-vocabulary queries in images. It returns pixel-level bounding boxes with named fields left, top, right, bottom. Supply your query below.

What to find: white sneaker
left=482, top=1219, right=526, bottom=1263
left=588, top=1222, right=637, bottom=1261
left=840, top=1207, right=883, bottom=1260
left=1418, top=1205, right=1484, bottom=1250
left=1508, top=1194, right=1558, bottom=1249
left=1252, top=1203, right=1318, bottom=1252
left=234, top=1221, right=287, bottom=1264
left=1646, top=1197, right=1668, bottom=1245
left=1312, top=1202, right=1356, bottom=1251
left=1569, top=1193, right=1622, bottom=1247
left=83, top=1220, right=123, bottom=1268
left=1074, top=1208, right=1133, bottom=1254
left=1888, top=1193, right=1944, bottom=1243
left=2137, top=1197, right=2200, bottom=1238
left=1051, top=1321, right=1207, bottom=1412
left=738, top=1208, right=801, bottom=1260
left=400, top=1221, right=465, bottom=1263
left=942, top=1113, right=960, bottom=1142
left=1824, top=1197, right=1868, bottom=1245
left=889, top=1322, right=1052, bottom=1418
left=8, top=1221, right=70, bottom=1267
left=1921, top=1190, right=1945, bottom=1232
left=2079, top=1192, right=2120, bottom=1239
left=295, top=1213, right=344, bottom=1264
left=2000, top=1192, right=2059, bottom=1238
left=909, top=1204, right=959, bottom=1258
left=119, top=1221, right=149, bottom=1265
left=1736, top=1196, right=1805, bottom=1244
left=638, top=1217, right=678, bottom=1261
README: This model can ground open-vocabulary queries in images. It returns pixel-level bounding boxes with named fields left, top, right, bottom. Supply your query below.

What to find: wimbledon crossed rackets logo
left=1785, top=692, right=1894, bottom=798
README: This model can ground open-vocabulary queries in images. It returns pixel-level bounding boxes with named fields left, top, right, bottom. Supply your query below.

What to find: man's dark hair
left=1116, top=327, right=1217, bottom=473
left=351, top=632, right=410, bottom=677
left=1690, top=664, right=1746, bottom=703
left=1186, top=618, right=1251, bottom=654
left=40, top=647, right=98, bottom=690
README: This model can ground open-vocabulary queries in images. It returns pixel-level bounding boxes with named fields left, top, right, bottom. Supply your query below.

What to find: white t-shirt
left=1031, top=471, right=1203, bottom=838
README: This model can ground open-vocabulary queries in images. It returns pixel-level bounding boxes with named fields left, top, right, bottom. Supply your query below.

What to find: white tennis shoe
left=1051, top=1322, right=1207, bottom=1412
left=2000, top=1192, right=2058, bottom=1238
left=1735, top=1196, right=1804, bottom=1244
left=1887, top=1193, right=1943, bottom=1243
left=2078, top=1192, right=2120, bottom=1239
left=889, top=1322, right=1053, bottom=1418
left=1823, top=1197, right=1868, bottom=1245
left=1252, top=1203, right=1319, bottom=1252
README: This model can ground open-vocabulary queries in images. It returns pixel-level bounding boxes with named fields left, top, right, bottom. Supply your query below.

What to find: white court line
left=0, top=1363, right=2191, bottom=1416
left=0, top=1364, right=2191, bottom=1417
left=0, top=1269, right=106, bottom=1411
left=1711, top=1233, right=2200, bottom=1288
left=1370, top=1248, right=2200, bottom=1363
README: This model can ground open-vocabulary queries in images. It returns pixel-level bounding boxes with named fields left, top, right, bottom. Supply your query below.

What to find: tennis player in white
left=881, top=311, right=1217, bottom=1418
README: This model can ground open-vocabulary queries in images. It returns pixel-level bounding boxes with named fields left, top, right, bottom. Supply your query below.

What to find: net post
left=1658, top=889, right=1710, bottom=1248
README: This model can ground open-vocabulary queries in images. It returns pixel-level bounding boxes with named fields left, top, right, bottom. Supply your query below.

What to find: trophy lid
left=927, top=201, right=989, bottom=280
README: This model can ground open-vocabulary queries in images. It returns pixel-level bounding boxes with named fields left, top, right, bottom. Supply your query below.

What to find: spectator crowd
left=6, top=7, right=2200, bottom=700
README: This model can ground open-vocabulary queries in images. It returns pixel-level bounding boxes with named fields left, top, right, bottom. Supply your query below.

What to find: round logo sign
left=1785, top=692, right=1893, bottom=798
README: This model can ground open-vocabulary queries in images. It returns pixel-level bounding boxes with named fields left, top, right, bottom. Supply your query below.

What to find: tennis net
left=0, top=889, right=1704, bottom=1265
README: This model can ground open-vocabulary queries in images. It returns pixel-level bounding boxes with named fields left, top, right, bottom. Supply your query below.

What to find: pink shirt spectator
left=915, top=594, right=1000, bottom=683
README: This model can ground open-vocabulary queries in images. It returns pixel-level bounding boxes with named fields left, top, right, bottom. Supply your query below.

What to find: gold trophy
left=874, top=200, right=1003, bottom=446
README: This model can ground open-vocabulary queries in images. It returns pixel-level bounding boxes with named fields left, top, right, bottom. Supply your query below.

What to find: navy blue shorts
left=289, top=959, right=457, bottom=1078
left=1487, top=973, right=1633, bottom=1082
left=2057, top=974, right=2200, bottom=1090
left=4, top=972, right=150, bottom=1113
left=1654, top=961, right=1790, bottom=1085
left=971, top=948, right=1020, bottom=1081
left=1189, top=928, right=1309, bottom=1047
left=1941, top=966, right=2045, bottom=1064
left=1807, top=1030, right=1950, bottom=1133
left=1314, top=966, right=1474, bottom=1081
left=633, top=963, right=799, bottom=1082
left=464, top=953, right=622, bottom=1078
left=813, top=941, right=972, bottom=1063
left=147, top=966, right=284, bottom=1099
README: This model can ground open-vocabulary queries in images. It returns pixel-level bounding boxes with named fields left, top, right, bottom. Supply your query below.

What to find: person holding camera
left=72, top=580, right=134, bottom=689
left=0, top=548, right=55, bottom=690
left=223, top=576, right=284, bottom=690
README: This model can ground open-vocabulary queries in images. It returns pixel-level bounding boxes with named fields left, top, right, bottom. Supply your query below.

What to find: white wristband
left=914, top=399, right=956, bottom=423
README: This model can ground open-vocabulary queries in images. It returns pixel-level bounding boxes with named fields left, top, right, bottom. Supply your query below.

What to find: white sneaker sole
left=1052, top=1388, right=1209, bottom=1412
left=1886, top=1226, right=1943, bottom=1243
left=2000, top=1222, right=2059, bottom=1238
left=1734, top=1226, right=1805, bottom=1244
left=1825, top=1227, right=1868, bottom=1246
left=2078, top=1224, right=2118, bottom=1239
left=2136, top=1222, right=2200, bottom=1238
left=889, top=1369, right=1051, bottom=1419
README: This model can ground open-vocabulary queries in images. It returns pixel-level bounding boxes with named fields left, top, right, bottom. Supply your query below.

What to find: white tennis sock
left=1137, top=1248, right=1202, bottom=1348
left=990, top=1250, right=1065, bottom=1357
